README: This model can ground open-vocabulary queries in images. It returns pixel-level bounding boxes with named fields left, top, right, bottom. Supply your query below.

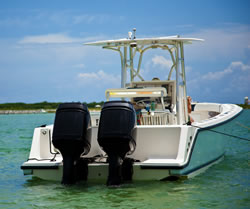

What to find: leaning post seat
left=52, top=102, right=91, bottom=184
left=97, top=101, right=136, bottom=186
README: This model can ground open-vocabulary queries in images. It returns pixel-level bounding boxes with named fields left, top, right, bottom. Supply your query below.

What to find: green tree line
left=0, top=101, right=105, bottom=110
left=0, top=101, right=248, bottom=110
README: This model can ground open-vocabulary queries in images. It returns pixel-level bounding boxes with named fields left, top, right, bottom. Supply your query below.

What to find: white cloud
left=230, top=61, right=250, bottom=71
left=72, top=14, right=109, bottom=24
left=19, top=33, right=84, bottom=44
left=202, top=61, right=250, bottom=80
left=185, top=66, right=192, bottom=73
left=185, top=24, right=250, bottom=61
left=73, top=15, right=94, bottom=24
left=73, top=64, right=85, bottom=69
left=152, top=55, right=172, bottom=69
left=187, top=60, right=250, bottom=103
left=0, top=17, right=29, bottom=27
left=18, top=33, right=107, bottom=45
left=202, top=68, right=233, bottom=80
left=78, top=70, right=120, bottom=86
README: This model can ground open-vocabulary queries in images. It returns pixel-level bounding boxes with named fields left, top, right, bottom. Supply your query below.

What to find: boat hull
left=26, top=164, right=172, bottom=182
left=21, top=104, right=243, bottom=182
left=171, top=107, right=242, bottom=177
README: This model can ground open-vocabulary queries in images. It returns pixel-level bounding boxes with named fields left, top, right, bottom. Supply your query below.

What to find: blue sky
left=0, top=0, right=249, bottom=104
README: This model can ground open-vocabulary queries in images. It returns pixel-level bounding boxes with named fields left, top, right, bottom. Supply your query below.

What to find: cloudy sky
left=0, top=0, right=249, bottom=104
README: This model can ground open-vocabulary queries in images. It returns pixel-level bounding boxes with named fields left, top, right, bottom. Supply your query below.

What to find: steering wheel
left=136, top=100, right=146, bottom=109
left=136, top=99, right=152, bottom=109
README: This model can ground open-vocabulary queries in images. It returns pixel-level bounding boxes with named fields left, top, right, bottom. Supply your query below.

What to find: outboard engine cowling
left=98, top=101, right=136, bottom=186
left=52, top=102, right=91, bottom=184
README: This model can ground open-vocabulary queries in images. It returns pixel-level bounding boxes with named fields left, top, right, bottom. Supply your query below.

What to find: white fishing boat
left=21, top=29, right=242, bottom=185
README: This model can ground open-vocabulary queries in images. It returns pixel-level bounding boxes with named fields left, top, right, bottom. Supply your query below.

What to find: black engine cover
left=52, top=102, right=91, bottom=184
left=97, top=101, right=136, bottom=186
left=98, top=101, right=136, bottom=157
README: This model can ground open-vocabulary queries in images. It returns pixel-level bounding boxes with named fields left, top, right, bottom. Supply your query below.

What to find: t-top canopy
left=85, top=36, right=204, bottom=47
left=84, top=30, right=204, bottom=124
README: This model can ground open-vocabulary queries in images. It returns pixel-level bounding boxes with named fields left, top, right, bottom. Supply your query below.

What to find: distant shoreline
left=0, top=101, right=103, bottom=110
left=0, top=104, right=249, bottom=115
left=0, top=109, right=56, bottom=114
left=238, top=104, right=250, bottom=109
left=0, top=101, right=104, bottom=114
left=0, top=108, right=102, bottom=115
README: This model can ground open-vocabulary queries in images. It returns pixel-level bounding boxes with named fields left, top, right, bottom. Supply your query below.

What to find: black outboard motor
left=52, top=103, right=91, bottom=184
left=98, top=101, right=136, bottom=186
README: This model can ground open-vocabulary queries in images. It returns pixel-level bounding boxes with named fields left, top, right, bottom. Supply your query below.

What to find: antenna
left=133, top=28, right=136, bottom=39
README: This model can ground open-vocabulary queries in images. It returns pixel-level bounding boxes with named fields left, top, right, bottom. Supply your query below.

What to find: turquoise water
left=0, top=111, right=249, bottom=209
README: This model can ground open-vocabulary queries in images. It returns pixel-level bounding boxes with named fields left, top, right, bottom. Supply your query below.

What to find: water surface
left=0, top=111, right=249, bottom=208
